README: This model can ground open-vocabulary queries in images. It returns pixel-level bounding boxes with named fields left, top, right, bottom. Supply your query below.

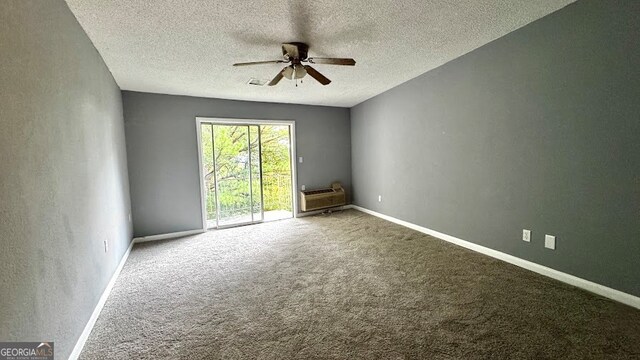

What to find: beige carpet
left=80, top=210, right=640, bottom=359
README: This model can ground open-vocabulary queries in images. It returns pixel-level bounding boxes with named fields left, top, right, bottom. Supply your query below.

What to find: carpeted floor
left=80, top=210, right=640, bottom=359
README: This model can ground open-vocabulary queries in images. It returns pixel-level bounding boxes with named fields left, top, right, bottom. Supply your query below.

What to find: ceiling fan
left=233, top=42, right=356, bottom=86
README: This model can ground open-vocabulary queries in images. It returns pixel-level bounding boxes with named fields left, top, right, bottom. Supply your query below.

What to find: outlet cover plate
left=545, top=235, right=556, bottom=250
left=522, top=229, right=531, bottom=242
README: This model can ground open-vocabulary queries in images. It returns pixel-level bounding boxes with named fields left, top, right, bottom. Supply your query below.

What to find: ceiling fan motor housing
left=283, top=42, right=309, bottom=60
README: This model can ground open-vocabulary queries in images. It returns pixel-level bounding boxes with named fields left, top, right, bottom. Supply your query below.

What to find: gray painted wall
left=0, top=1, right=132, bottom=358
left=351, top=0, right=639, bottom=296
left=123, top=91, right=351, bottom=237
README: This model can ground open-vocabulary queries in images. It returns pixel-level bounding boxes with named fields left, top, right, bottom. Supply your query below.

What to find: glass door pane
left=260, top=125, right=293, bottom=221
left=213, top=125, right=254, bottom=227
left=249, top=126, right=263, bottom=221
left=201, top=124, right=217, bottom=229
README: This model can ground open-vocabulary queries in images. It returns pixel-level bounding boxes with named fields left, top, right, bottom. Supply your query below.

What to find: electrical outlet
left=378, top=195, right=382, bottom=202
left=301, top=185, right=306, bottom=191
left=104, top=239, right=109, bottom=253
left=545, top=235, right=556, bottom=250
left=522, top=229, right=531, bottom=242
left=298, top=156, right=303, bottom=163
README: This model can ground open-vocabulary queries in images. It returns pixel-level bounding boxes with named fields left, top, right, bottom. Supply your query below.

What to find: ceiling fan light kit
left=233, top=42, right=356, bottom=87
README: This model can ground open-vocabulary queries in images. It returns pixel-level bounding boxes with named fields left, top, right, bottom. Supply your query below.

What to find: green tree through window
left=202, top=124, right=292, bottom=223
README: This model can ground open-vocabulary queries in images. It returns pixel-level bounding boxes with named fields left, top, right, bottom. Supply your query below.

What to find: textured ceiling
left=65, top=0, right=575, bottom=107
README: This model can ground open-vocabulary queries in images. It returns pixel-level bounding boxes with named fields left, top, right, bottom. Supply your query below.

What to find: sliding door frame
left=195, top=117, right=298, bottom=231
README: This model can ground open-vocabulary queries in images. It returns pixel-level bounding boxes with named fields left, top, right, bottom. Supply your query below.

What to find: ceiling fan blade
left=267, top=68, right=287, bottom=86
left=304, top=65, right=331, bottom=85
left=233, top=60, right=286, bottom=67
left=307, top=57, right=356, bottom=66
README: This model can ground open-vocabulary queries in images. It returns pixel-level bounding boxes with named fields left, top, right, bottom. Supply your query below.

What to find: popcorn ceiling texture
left=65, top=0, right=575, bottom=107
left=79, top=210, right=640, bottom=359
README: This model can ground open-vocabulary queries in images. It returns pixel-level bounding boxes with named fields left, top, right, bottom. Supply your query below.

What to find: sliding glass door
left=199, top=121, right=293, bottom=229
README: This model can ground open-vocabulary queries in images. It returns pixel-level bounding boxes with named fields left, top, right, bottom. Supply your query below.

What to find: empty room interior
left=1, top=0, right=639, bottom=359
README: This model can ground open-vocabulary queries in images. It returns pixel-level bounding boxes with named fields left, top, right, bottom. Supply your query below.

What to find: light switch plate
left=522, top=229, right=531, bottom=242
left=545, top=235, right=556, bottom=250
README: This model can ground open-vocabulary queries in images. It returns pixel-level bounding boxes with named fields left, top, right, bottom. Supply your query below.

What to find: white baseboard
left=68, top=239, right=135, bottom=360
left=68, top=229, right=203, bottom=359
left=350, top=205, right=640, bottom=310
left=133, top=229, right=204, bottom=243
